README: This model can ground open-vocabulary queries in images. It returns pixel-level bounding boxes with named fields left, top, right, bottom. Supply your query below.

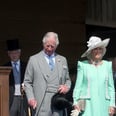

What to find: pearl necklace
left=90, top=60, right=102, bottom=66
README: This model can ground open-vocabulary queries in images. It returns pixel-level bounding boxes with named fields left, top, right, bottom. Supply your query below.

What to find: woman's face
left=91, top=47, right=103, bottom=60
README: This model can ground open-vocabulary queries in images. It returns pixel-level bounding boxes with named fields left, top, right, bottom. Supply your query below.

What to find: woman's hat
left=81, top=36, right=110, bottom=58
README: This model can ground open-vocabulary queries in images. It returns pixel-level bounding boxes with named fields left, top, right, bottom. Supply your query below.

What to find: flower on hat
left=87, top=36, right=102, bottom=48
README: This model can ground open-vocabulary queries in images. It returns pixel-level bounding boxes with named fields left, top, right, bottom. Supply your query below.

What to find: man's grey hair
left=42, top=32, right=59, bottom=47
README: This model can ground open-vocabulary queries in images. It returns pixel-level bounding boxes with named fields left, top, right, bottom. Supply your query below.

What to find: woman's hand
left=109, top=106, right=115, bottom=116
left=73, top=104, right=81, bottom=112
left=70, top=105, right=81, bottom=116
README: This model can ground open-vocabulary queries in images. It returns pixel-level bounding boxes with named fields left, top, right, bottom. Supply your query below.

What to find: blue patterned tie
left=14, top=62, right=19, bottom=72
left=48, top=56, right=54, bottom=71
left=13, top=62, right=20, bottom=84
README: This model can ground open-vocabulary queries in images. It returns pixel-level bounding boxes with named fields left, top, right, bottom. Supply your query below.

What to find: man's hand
left=28, top=99, right=37, bottom=109
left=58, top=85, right=69, bottom=94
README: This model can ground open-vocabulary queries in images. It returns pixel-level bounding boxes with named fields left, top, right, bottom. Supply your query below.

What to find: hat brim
left=81, top=38, right=110, bottom=58
left=51, top=93, right=72, bottom=110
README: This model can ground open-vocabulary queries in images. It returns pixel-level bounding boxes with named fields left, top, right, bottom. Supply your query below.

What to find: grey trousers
left=35, top=92, right=67, bottom=116
left=10, top=96, right=27, bottom=116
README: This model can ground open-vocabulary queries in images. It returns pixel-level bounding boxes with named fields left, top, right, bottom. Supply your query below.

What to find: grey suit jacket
left=24, top=51, right=71, bottom=113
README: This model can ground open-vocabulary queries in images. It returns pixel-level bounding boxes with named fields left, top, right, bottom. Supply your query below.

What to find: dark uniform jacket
left=3, top=61, right=27, bottom=112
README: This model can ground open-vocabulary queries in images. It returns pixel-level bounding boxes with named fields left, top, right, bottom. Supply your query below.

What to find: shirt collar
left=11, top=60, right=20, bottom=65
left=44, top=52, right=55, bottom=58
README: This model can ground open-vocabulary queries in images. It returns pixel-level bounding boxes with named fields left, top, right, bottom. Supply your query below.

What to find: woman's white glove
left=70, top=109, right=80, bottom=116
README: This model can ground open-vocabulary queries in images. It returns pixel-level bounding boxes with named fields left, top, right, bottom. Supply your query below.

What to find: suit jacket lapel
left=37, top=51, right=63, bottom=83
left=55, top=55, right=62, bottom=83
left=20, top=61, right=26, bottom=83
left=37, top=51, right=51, bottom=81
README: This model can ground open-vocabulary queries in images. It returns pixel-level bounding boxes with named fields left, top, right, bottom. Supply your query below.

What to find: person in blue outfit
left=72, top=36, right=115, bottom=116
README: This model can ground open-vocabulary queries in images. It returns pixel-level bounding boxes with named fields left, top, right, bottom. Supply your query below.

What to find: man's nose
left=48, top=46, right=53, bottom=50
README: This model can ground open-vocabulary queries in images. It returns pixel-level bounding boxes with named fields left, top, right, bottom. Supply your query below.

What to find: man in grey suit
left=24, top=32, right=71, bottom=116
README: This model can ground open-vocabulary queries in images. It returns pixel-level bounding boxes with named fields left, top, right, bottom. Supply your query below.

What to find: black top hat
left=51, top=93, right=72, bottom=110
left=6, top=39, right=21, bottom=51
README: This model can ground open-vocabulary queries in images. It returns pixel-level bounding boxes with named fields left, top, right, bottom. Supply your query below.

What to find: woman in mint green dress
left=72, top=36, right=115, bottom=116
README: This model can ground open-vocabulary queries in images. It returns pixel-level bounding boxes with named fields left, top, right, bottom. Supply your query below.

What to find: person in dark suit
left=3, top=39, right=28, bottom=116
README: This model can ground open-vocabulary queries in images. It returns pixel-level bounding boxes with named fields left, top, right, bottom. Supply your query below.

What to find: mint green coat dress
left=73, top=60, right=115, bottom=116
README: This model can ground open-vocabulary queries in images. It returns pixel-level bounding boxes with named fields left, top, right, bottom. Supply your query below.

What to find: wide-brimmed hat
left=81, top=36, right=110, bottom=58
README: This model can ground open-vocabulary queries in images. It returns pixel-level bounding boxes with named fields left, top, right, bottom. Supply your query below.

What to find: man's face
left=8, top=49, right=21, bottom=62
left=43, top=37, right=57, bottom=56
